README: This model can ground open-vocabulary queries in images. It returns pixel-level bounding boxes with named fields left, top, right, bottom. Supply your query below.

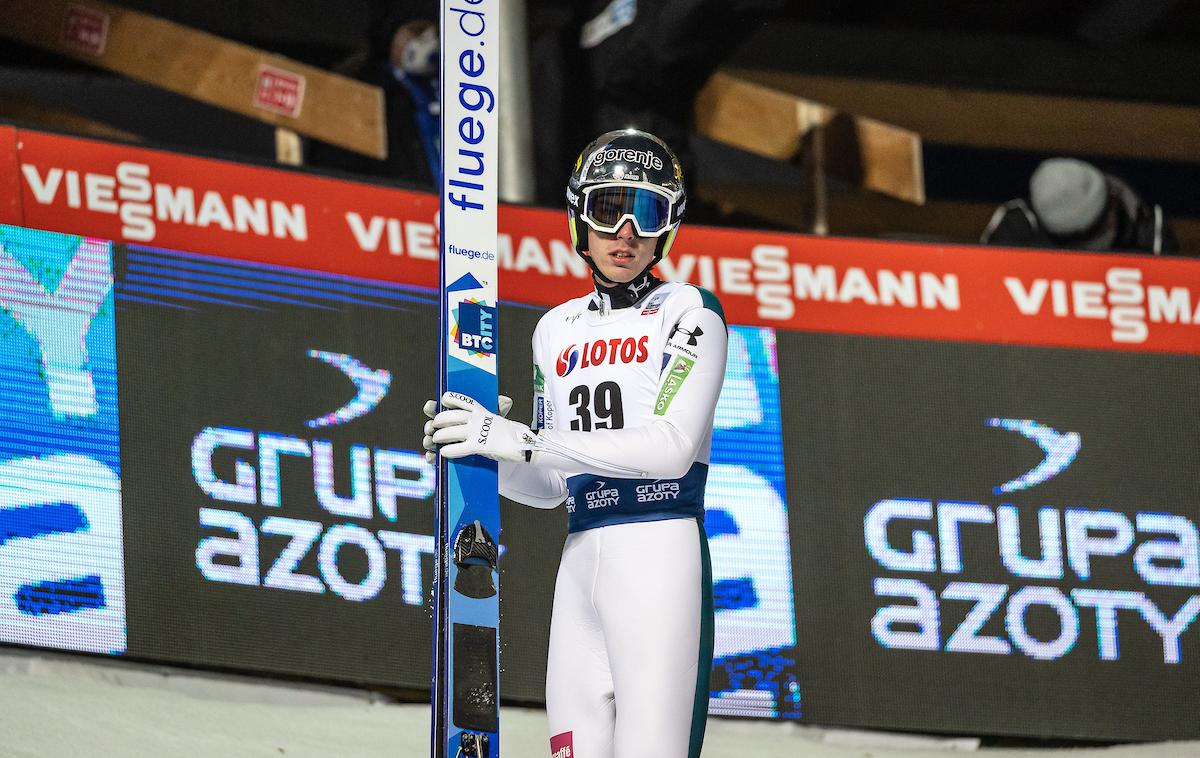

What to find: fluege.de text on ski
left=445, top=0, right=495, bottom=214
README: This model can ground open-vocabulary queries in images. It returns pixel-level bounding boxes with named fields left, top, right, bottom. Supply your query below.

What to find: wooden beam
left=0, top=0, right=385, bottom=158
left=274, top=128, right=303, bottom=166
left=696, top=180, right=1200, bottom=254
left=0, top=92, right=140, bottom=142
left=696, top=181, right=983, bottom=241
left=694, top=71, right=924, bottom=204
left=728, top=68, right=1200, bottom=164
left=726, top=22, right=1200, bottom=111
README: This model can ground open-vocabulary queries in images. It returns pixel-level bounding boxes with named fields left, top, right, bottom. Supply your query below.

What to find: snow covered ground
left=1, top=649, right=1197, bottom=758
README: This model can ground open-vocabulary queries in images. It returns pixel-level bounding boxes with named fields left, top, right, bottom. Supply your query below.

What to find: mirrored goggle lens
left=584, top=186, right=671, bottom=234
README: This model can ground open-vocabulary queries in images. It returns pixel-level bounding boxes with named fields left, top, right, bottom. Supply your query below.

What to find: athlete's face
left=585, top=220, right=657, bottom=283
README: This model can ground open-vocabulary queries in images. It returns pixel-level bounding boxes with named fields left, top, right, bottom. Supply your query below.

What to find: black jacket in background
left=981, top=173, right=1180, bottom=256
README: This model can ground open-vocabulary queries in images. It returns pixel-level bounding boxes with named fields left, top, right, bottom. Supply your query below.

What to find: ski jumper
left=500, top=280, right=727, bottom=758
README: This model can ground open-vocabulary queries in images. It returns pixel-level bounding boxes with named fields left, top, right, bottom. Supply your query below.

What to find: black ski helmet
left=566, top=129, right=686, bottom=273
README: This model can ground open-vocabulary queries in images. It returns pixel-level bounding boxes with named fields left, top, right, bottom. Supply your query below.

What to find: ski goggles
left=580, top=183, right=677, bottom=237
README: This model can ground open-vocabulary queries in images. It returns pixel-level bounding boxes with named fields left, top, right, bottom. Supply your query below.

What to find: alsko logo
left=654, top=355, right=695, bottom=415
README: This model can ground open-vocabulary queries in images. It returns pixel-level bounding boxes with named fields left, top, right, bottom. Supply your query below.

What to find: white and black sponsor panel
left=779, top=330, right=1200, bottom=741
left=113, top=243, right=446, bottom=684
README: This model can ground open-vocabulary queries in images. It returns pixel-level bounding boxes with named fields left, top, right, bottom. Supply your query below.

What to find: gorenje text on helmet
left=592, top=148, right=663, bottom=171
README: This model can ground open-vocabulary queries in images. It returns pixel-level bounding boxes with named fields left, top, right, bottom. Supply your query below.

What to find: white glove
left=428, top=392, right=536, bottom=463
left=422, top=393, right=513, bottom=463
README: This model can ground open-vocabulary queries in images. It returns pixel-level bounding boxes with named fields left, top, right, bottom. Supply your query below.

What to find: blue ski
left=433, top=1, right=501, bottom=757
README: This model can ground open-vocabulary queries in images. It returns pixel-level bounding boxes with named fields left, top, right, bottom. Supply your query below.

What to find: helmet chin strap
left=575, top=218, right=674, bottom=309
left=583, top=253, right=662, bottom=311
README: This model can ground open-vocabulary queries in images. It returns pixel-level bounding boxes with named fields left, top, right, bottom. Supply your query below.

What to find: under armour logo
left=672, top=325, right=704, bottom=346
left=628, top=276, right=652, bottom=298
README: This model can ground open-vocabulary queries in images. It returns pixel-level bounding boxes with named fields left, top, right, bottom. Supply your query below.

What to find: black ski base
left=453, top=622, right=499, bottom=733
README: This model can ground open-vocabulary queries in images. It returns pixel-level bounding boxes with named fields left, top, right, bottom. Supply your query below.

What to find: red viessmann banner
left=4, top=124, right=1199, bottom=353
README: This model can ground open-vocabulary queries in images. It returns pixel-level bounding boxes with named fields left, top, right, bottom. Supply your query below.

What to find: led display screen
left=778, top=331, right=1200, bottom=741
left=0, top=225, right=800, bottom=717
left=706, top=326, right=799, bottom=718
left=6, top=223, right=1198, bottom=740
left=0, top=227, right=127, bottom=655
left=114, top=242, right=441, bottom=684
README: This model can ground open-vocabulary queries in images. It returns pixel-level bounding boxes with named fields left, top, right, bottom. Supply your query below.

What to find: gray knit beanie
left=1029, top=158, right=1109, bottom=236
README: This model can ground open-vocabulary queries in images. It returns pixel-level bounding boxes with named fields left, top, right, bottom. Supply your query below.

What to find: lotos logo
left=556, top=344, right=580, bottom=376
left=555, top=336, right=649, bottom=376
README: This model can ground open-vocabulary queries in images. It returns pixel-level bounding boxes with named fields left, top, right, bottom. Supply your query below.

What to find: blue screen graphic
left=706, top=326, right=800, bottom=718
left=0, top=225, right=126, bottom=654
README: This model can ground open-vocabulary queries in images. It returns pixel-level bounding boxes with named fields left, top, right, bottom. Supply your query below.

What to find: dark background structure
left=1, top=0, right=1197, bottom=246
